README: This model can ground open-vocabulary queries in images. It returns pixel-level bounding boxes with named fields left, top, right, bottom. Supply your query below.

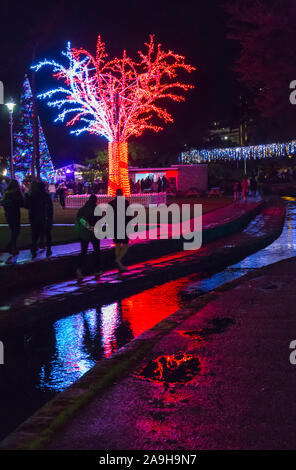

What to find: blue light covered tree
left=13, top=76, right=55, bottom=181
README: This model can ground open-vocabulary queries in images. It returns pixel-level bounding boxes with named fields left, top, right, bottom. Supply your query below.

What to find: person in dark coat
left=1, top=179, right=24, bottom=255
left=58, top=183, right=67, bottom=209
left=161, top=175, right=168, bottom=192
left=157, top=177, right=162, bottom=193
left=233, top=180, right=240, bottom=201
left=40, top=182, right=54, bottom=256
left=26, top=181, right=53, bottom=257
left=74, top=194, right=101, bottom=281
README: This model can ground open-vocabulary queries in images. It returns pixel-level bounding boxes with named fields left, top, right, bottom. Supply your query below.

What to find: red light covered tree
left=33, top=36, right=195, bottom=195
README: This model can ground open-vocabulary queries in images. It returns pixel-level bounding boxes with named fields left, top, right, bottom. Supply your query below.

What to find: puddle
left=135, top=352, right=201, bottom=384
left=261, top=284, right=280, bottom=290
left=181, top=317, right=235, bottom=340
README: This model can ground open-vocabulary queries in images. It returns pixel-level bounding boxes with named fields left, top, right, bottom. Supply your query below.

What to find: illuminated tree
left=32, top=36, right=195, bottom=195
left=14, top=77, right=55, bottom=181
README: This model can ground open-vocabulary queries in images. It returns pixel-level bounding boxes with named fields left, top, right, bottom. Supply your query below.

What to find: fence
left=65, top=192, right=167, bottom=209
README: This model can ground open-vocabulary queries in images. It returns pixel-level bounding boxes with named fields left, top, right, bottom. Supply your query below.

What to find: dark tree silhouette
left=225, top=0, right=296, bottom=139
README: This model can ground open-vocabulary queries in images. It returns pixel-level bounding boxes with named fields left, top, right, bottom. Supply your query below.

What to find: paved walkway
left=44, top=256, right=296, bottom=450
left=0, top=200, right=260, bottom=268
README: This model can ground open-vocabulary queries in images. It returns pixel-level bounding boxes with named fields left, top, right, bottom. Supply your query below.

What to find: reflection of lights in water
left=121, top=277, right=192, bottom=339
left=38, top=311, right=97, bottom=392
left=100, top=303, right=119, bottom=358
left=135, top=352, right=201, bottom=384
left=84, top=308, right=98, bottom=339
left=37, top=281, right=190, bottom=392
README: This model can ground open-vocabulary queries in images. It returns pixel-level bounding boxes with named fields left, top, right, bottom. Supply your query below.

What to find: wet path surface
left=181, top=197, right=296, bottom=298
left=0, top=200, right=255, bottom=268
left=0, top=198, right=293, bottom=441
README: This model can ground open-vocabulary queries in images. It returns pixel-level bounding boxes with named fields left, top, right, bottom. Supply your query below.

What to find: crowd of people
left=0, top=177, right=70, bottom=210
left=0, top=174, right=170, bottom=209
left=0, top=178, right=53, bottom=257
left=52, top=179, right=107, bottom=196
left=1, top=164, right=294, bottom=279
left=232, top=175, right=263, bottom=201
left=74, top=189, right=131, bottom=281
left=0, top=178, right=131, bottom=281
left=46, top=175, right=169, bottom=200
left=130, top=175, right=168, bottom=193
left=52, top=175, right=170, bottom=195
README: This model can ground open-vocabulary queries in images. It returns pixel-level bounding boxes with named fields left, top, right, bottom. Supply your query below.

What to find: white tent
left=55, top=164, right=88, bottom=181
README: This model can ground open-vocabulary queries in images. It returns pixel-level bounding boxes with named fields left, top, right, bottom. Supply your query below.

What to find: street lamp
left=5, top=99, right=16, bottom=179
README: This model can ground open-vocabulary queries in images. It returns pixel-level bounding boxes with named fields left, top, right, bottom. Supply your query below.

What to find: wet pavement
left=0, top=199, right=285, bottom=442
left=43, top=254, right=296, bottom=450
left=0, top=238, right=113, bottom=267
left=181, top=197, right=296, bottom=297
left=0, top=200, right=258, bottom=269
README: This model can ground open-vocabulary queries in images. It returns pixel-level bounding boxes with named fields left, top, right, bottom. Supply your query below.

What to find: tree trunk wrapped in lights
left=33, top=36, right=195, bottom=195
left=108, top=141, right=130, bottom=196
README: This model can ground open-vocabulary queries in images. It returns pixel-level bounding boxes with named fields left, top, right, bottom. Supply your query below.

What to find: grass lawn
left=167, top=195, right=233, bottom=216
left=0, top=196, right=233, bottom=251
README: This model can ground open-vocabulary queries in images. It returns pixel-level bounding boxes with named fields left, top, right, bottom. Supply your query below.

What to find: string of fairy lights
left=181, top=141, right=296, bottom=164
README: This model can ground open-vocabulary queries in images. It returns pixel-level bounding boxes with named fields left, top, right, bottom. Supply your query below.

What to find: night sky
left=0, top=0, right=239, bottom=168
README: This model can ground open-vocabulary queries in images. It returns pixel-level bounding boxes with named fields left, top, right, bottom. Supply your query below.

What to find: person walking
left=74, top=194, right=102, bottom=281
left=41, top=182, right=53, bottom=256
left=233, top=180, right=240, bottom=202
left=241, top=177, right=248, bottom=201
left=1, top=179, right=24, bottom=255
left=48, top=182, right=56, bottom=203
left=26, top=181, right=53, bottom=257
left=58, top=183, right=67, bottom=209
left=151, top=180, right=158, bottom=192
left=157, top=177, right=162, bottom=193
left=162, top=175, right=168, bottom=192
left=257, top=173, right=264, bottom=197
left=0, top=177, right=8, bottom=198
left=26, top=181, right=54, bottom=257
left=108, top=188, right=130, bottom=273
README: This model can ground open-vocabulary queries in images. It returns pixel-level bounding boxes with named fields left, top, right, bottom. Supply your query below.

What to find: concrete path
left=0, top=199, right=263, bottom=296
left=0, top=200, right=259, bottom=268
left=44, top=256, right=296, bottom=450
